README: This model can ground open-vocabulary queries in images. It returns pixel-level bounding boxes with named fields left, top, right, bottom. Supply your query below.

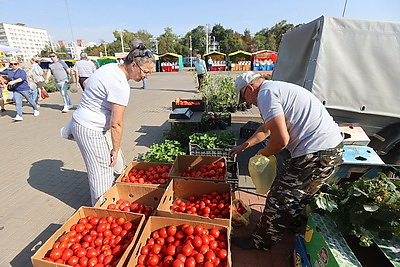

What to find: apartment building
left=0, top=23, right=50, bottom=61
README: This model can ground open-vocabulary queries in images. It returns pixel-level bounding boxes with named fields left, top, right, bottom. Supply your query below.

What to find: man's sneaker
left=33, top=110, right=40, bottom=117
left=62, top=107, right=69, bottom=113
left=68, top=105, right=74, bottom=109
left=12, top=115, right=23, bottom=121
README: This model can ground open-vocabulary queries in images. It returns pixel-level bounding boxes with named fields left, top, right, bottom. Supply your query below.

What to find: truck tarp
left=272, top=16, right=400, bottom=120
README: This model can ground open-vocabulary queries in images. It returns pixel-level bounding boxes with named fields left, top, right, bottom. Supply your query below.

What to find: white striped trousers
left=71, top=119, right=114, bottom=206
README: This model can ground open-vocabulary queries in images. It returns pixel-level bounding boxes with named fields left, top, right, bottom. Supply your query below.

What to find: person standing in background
left=29, top=57, right=45, bottom=102
left=73, top=52, right=96, bottom=91
left=194, top=54, right=207, bottom=91
left=0, top=60, right=40, bottom=121
left=45, top=52, right=73, bottom=113
left=141, top=77, right=147, bottom=89
left=207, top=57, right=213, bottom=71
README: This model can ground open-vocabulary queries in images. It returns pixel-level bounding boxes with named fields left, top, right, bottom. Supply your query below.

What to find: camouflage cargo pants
left=252, top=143, right=344, bottom=250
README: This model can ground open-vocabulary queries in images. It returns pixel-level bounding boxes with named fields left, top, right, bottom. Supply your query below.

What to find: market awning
left=203, top=51, right=226, bottom=57
left=228, top=50, right=252, bottom=57
left=0, top=44, right=20, bottom=53
left=159, top=53, right=182, bottom=58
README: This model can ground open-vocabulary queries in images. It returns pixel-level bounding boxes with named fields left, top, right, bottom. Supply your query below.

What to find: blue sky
left=1, top=0, right=399, bottom=44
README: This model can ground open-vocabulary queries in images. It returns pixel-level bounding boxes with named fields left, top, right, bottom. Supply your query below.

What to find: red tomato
left=194, top=225, right=203, bottom=235
left=172, top=259, right=184, bottom=267
left=205, top=251, right=216, bottom=263
left=67, top=255, right=79, bottom=266
left=152, top=244, right=162, bottom=254
left=193, top=236, right=202, bottom=248
left=89, top=217, right=100, bottom=226
left=184, top=256, right=196, bottom=267
left=165, top=244, right=176, bottom=256
left=147, top=255, right=160, bottom=266
left=164, top=255, right=174, bottom=266
left=183, top=225, right=194, bottom=236
left=181, top=244, right=193, bottom=257
left=78, top=256, right=88, bottom=266
left=61, top=248, right=73, bottom=261
left=158, top=227, right=168, bottom=238
left=209, top=240, right=218, bottom=250
left=49, top=248, right=63, bottom=260
left=195, top=253, right=204, bottom=263
left=209, top=228, right=220, bottom=239
left=217, top=248, right=228, bottom=260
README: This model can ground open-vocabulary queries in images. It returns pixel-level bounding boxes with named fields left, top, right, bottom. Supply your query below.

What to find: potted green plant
left=201, top=74, right=238, bottom=113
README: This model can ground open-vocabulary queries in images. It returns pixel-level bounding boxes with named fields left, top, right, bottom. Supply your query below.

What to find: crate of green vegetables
left=189, top=131, right=237, bottom=162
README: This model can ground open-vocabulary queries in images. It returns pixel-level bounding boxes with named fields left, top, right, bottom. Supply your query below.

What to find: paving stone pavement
left=0, top=70, right=284, bottom=267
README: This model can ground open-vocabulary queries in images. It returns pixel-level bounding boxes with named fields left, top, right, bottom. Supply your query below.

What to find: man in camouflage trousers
left=230, top=72, right=344, bottom=250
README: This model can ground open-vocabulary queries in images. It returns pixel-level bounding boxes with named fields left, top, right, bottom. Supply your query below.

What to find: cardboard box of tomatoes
left=95, top=183, right=166, bottom=219
left=126, top=216, right=232, bottom=267
left=156, top=179, right=232, bottom=228
left=116, top=162, right=173, bottom=188
left=169, top=155, right=227, bottom=182
left=31, top=207, right=145, bottom=267
left=172, top=97, right=206, bottom=112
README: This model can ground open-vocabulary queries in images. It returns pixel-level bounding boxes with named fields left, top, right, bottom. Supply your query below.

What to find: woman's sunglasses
left=135, top=50, right=153, bottom=58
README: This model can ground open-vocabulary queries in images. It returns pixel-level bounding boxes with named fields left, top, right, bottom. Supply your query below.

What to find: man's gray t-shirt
left=257, top=80, right=343, bottom=158
left=49, top=60, right=69, bottom=83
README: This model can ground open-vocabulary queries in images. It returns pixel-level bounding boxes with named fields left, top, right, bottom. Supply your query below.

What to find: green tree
left=184, top=26, right=207, bottom=55
left=157, top=27, right=178, bottom=54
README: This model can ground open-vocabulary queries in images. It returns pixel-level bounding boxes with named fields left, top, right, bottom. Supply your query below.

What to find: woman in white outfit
left=71, top=39, right=155, bottom=205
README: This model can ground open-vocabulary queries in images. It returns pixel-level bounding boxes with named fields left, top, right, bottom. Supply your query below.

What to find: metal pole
left=64, top=0, right=75, bottom=42
left=189, top=36, right=192, bottom=67
left=205, top=24, right=209, bottom=54
left=104, top=43, right=108, bottom=57
left=342, top=0, right=348, bottom=17
left=120, top=30, right=125, bottom=53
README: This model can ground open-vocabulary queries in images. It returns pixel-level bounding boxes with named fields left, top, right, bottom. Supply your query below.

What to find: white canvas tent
left=272, top=16, right=400, bottom=134
left=0, top=44, right=20, bottom=53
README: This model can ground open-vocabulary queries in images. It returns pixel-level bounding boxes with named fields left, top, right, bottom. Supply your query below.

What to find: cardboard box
left=126, top=216, right=232, bottom=266
left=169, top=155, right=227, bottom=182
left=116, top=162, right=173, bottom=188
left=31, top=207, right=145, bottom=267
left=304, top=213, right=362, bottom=267
left=95, top=183, right=165, bottom=216
left=339, top=123, right=370, bottom=146
left=156, top=179, right=232, bottom=228
left=326, top=145, right=385, bottom=184
left=294, top=235, right=312, bottom=267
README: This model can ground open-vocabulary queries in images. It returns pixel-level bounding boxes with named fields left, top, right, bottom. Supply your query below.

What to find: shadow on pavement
left=36, top=103, right=64, bottom=111
left=134, top=122, right=171, bottom=147
left=10, top=223, right=61, bottom=267
left=27, top=159, right=91, bottom=209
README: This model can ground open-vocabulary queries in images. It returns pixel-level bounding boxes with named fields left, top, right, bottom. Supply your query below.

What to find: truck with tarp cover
left=272, top=16, right=400, bottom=165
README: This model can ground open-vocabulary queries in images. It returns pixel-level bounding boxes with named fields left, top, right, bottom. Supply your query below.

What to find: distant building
left=0, top=23, right=50, bottom=61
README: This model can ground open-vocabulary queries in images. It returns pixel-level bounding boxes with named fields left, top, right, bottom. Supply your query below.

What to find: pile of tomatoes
left=136, top=224, right=229, bottom=267
left=171, top=191, right=231, bottom=219
left=176, top=101, right=201, bottom=106
left=120, top=165, right=170, bottom=185
left=42, top=215, right=139, bottom=266
left=107, top=200, right=153, bottom=218
left=180, top=162, right=226, bottom=181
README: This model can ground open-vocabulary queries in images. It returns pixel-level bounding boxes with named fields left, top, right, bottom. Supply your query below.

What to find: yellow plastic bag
left=248, top=154, right=277, bottom=194
left=232, top=199, right=252, bottom=226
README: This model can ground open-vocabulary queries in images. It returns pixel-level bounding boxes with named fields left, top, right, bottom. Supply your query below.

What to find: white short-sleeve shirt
left=257, top=80, right=343, bottom=158
left=73, top=63, right=130, bottom=131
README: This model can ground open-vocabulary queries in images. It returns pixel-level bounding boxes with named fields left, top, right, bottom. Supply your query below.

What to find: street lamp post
left=119, top=30, right=125, bottom=54
left=189, top=36, right=193, bottom=67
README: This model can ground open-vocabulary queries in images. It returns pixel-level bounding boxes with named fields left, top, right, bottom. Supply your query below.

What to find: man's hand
left=229, top=143, right=248, bottom=158
left=109, top=149, right=118, bottom=167
left=44, top=79, right=49, bottom=84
